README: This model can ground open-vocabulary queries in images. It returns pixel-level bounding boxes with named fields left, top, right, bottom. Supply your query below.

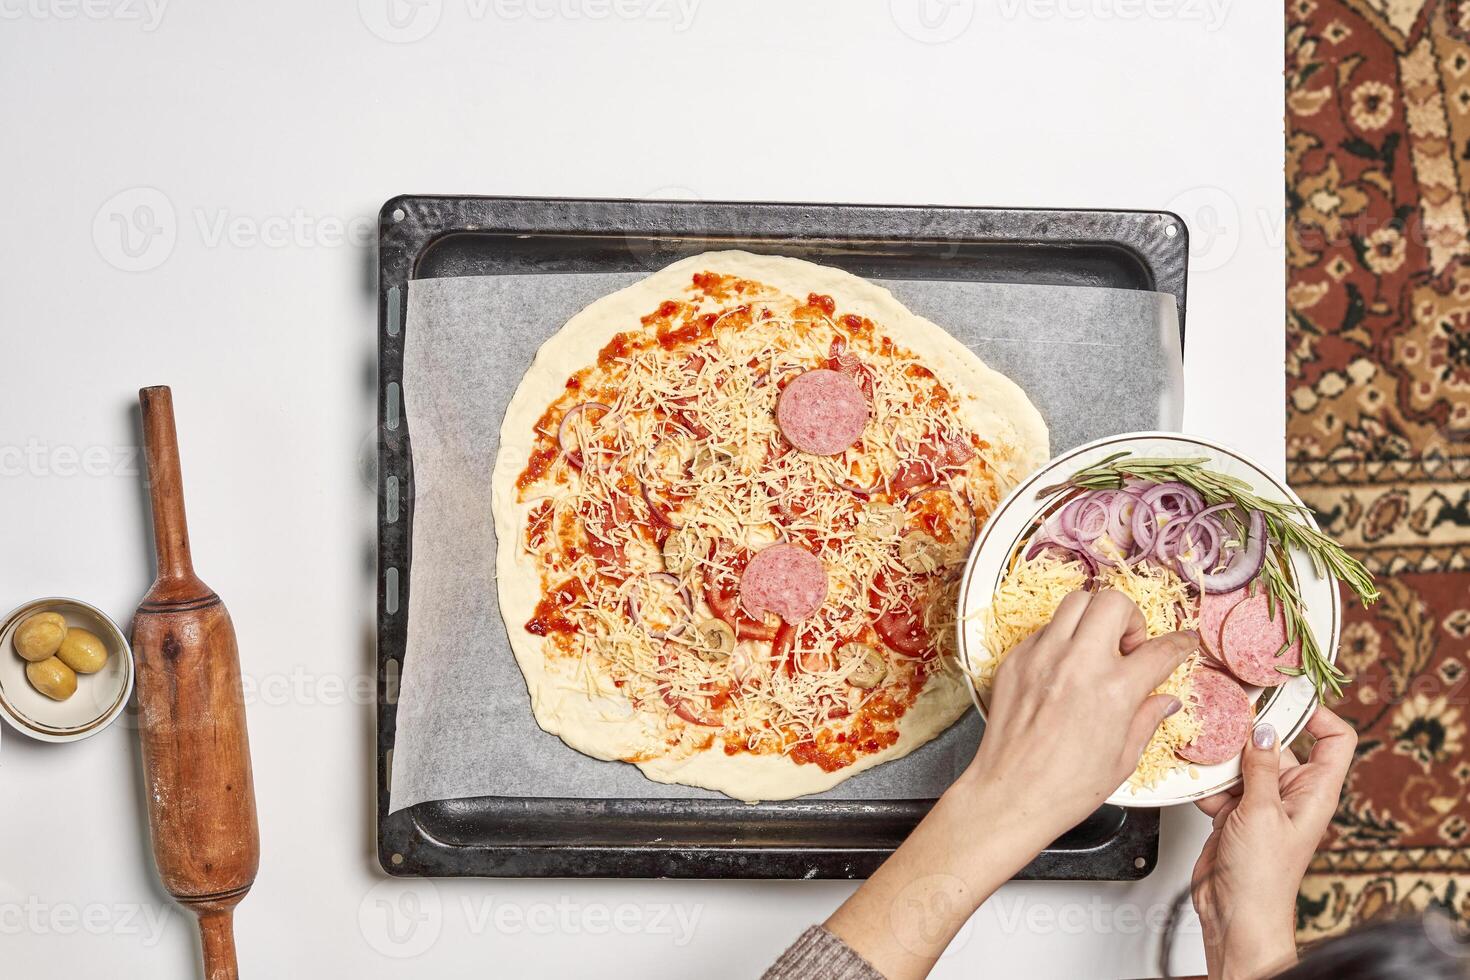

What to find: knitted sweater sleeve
left=761, top=925, right=885, bottom=980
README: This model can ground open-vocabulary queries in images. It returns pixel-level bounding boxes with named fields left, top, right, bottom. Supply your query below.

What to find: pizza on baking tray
left=492, top=251, right=1048, bottom=801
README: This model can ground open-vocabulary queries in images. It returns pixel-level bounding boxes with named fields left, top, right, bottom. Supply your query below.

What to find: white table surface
left=0, top=2, right=1281, bottom=977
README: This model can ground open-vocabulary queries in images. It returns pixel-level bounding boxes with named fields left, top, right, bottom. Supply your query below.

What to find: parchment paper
left=388, top=271, right=1182, bottom=813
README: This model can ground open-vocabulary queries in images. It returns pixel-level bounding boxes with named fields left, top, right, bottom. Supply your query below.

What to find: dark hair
left=1161, top=887, right=1470, bottom=978
left=1273, top=916, right=1470, bottom=979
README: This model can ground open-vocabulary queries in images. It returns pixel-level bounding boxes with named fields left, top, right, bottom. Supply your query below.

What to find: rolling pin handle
left=139, top=385, right=199, bottom=583
left=197, top=908, right=240, bottom=980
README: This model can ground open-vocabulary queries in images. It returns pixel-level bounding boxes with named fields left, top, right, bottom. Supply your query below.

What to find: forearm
left=824, top=772, right=1059, bottom=980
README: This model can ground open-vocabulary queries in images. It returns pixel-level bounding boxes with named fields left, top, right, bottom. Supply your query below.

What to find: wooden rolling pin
left=134, top=386, right=259, bottom=980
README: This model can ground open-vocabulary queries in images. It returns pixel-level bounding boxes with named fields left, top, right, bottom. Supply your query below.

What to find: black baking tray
left=376, top=196, right=1189, bottom=879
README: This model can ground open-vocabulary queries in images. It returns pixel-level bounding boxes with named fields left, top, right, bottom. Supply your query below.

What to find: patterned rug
left=1287, top=0, right=1470, bottom=942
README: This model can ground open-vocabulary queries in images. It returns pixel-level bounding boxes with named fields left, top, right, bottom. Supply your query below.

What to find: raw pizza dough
left=492, top=251, right=1049, bottom=801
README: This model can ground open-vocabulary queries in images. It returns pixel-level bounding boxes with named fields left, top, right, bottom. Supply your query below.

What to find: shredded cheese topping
left=515, top=274, right=1032, bottom=767
left=974, top=551, right=1203, bottom=789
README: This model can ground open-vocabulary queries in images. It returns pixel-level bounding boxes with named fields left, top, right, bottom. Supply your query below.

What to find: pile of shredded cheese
left=974, top=551, right=1203, bottom=789
left=516, top=276, right=1028, bottom=761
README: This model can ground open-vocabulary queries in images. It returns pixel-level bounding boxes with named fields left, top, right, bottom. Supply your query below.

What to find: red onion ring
left=1130, top=499, right=1157, bottom=546
left=639, top=479, right=682, bottom=530
left=1039, top=509, right=1083, bottom=551
left=1153, top=518, right=1192, bottom=564
left=1071, top=495, right=1111, bottom=542
left=1057, top=497, right=1081, bottom=540
left=1106, top=492, right=1137, bottom=551
left=557, top=402, right=614, bottom=471
left=1126, top=500, right=1160, bottom=565
left=1168, top=505, right=1233, bottom=576
left=1201, top=509, right=1267, bottom=594
left=840, top=479, right=881, bottom=498
left=628, top=572, right=692, bottom=639
left=1147, top=506, right=1225, bottom=582
left=1177, top=519, right=1222, bottom=575
left=1025, top=538, right=1099, bottom=584
left=1140, top=481, right=1206, bottom=515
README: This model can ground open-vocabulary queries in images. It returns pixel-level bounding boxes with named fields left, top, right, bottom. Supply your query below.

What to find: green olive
left=844, top=644, right=888, bottom=689
left=57, top=628, right=109, bottom=674
left=898, top=532, right=944, bottom=574
left=862, top=504, right=904, bottom=540
left=13, top=612, right=67, bottom=662
left=26, top=657, right=77, bottom=701
left=695, top=619, right=737, bottom=658
left=692, top=445, right=732, bottom=478
left=662, top=527, right=702, bottom=578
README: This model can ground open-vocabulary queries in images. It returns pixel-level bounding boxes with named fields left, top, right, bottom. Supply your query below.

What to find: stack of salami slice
left=1179, top=587, right=1303, bottom=766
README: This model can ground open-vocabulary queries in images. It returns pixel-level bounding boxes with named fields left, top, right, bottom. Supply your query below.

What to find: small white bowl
left=0, top=597, right=135, bottom=742
left=957, top=432, right=1341, bottom=808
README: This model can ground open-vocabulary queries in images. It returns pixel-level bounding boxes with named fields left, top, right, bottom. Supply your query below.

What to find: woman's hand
left=1191, top=705, right=1357, bottom=980
left=964, top=589, right=1199, bottom=836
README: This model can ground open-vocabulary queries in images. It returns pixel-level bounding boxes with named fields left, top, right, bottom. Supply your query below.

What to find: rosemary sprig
left=1038, top=451, right=1378, bottom=701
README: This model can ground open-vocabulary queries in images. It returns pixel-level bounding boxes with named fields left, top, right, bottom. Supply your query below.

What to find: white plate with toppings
left=956, top=432, right=1357, bottom=808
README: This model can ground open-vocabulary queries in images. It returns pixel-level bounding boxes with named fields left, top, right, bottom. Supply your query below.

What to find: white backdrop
left=0, top=2, right=1281, bottom=977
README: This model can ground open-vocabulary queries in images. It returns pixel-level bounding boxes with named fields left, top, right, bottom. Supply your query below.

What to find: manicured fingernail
left=1163, top=697, right=1183, bottom=718
left=1253, top=723, right=1277, bottom=750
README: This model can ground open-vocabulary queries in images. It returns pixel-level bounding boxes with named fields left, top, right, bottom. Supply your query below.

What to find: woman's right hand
left=965, top=588, right=1197, bottom=837
left=1191, top=704, right=1357, bottom=980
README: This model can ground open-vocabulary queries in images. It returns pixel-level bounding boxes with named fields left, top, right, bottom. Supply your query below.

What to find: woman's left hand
left=1190, top=705, right=1356, bottom=980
